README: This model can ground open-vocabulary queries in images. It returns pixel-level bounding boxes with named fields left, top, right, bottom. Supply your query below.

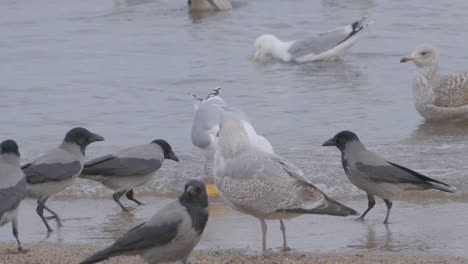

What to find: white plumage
left=252, top=17, right=370, bottom=63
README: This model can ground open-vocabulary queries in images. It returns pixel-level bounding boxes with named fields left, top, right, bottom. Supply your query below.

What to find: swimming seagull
left=400, top=44, right=468, bottom=120
left=188, top=0, right=232, bottom=12
left=214, top=119, right=357, bottom=254
left=0, top=140, right=27, bottom=252
left=251, top=17, right=370, bottom=63
left=323, top=131, right=456, bottom=224
left=23, top=127, right=104, bottom=233
left=80, top=139, right=179, bottom=212
left=80, top=179, right=209, bottom=264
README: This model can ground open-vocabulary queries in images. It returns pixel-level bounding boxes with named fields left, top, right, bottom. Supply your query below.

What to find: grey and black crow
left=23, top=127, right=104, bottom=233
left=0, top=140, right=27, bottom=252
left=80, top=179, right=209, bottom=264
left=323, top=130, right=455, bottom=224
left=80, top=139, right=179, bottom=211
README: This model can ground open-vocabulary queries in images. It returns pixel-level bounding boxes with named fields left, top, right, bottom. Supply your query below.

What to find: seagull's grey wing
left=24, top=161, right=82, bottom=184
left=80, top=220, right=181, bottom=264
left=435, top=72, right=468, bottom=107
left=0, top=177, right=27, bottom=217
left=288, top=18, right=365, bottom=60
left=82, top=154, right=162, bottom=176
left=288, top=28, right=351, bottom=59
left=354, top=161, right=454, bottom=191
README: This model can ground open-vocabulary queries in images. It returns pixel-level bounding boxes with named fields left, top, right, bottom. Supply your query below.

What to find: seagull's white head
left=400, top=44, right=438, bottom=68
left=252, top=34, right=280, bottom=61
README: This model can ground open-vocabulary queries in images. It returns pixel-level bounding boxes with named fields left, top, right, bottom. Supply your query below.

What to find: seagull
left=401, top=44, right=468, bottom=120
left=23, top=127, right=104, bottom=233
left=323, top=130, right=456, bottom=224
left=80, top=139, right=179, bottom=212
left=0, top=140, right=27, bottom=252
left=214, top=119, right=357, bottom=253
left=251, top=17, right=370, bottom=63
left=190, top=88, right=272, bottom=176
left=188, top=0, right=232, bottom=12
left=80, top=180, right=209, bottom=264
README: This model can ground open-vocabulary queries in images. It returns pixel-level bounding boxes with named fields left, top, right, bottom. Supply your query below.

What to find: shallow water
left=1, top=0, right=468, bottom=258
left=1, top=0, right=468, bottom=199
left=2, top=197, right=468, bottom=258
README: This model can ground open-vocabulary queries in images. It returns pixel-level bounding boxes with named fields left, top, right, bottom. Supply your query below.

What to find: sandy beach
left=1, top=243, right=467, bottom=264
left=2, top=197, right=468, bottom=263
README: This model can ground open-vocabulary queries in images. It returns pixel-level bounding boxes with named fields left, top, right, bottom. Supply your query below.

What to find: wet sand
left=1, top=196, right=468, bottom=262
left=1, top=243, right=467, bottom=264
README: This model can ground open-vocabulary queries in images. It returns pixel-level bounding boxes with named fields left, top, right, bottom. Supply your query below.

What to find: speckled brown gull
left=401, top=44, right=468, bottom=120
left=214, top=119, right=357, bottom=254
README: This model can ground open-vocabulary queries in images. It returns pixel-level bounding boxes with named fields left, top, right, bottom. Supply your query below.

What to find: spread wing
left=24, top=161, right=82, bottom=184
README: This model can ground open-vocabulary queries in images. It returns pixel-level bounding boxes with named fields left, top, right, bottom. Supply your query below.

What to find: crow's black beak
left=322, top=138, right=336, bottom=147
left=168, top=151, right=179, bottom=162
left=90, top=133, right=104, bottom=142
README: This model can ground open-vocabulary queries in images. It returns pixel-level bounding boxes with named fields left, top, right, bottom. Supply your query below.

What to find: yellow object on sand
left=206, top=184, right=220, bottom=198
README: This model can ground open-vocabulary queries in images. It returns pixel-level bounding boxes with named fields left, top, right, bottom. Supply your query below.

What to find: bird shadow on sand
left=410, top=120, right=468, bottom=139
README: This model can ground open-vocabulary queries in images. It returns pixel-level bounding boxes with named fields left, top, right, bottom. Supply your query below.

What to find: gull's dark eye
left=420, top=52, right=427, bottom=56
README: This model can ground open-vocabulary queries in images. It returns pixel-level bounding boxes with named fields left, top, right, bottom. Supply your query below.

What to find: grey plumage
left=252, top=17, right=370, bottom=63
left=288, top=17, right=367, bottom=60
left=401, top=44, right=468, bottom=120
left=80, top=139, right=179, bottom=211
left=24, top=127, right=104, bottom=233
left=23, top=161, right=82, bottom=184
left=0, top=140, right=27, bottom=252
left=214, top=119, right=357, bottom=253
left=323, top=130, right=455, bottom=224
left=81, top=180, right=209, bottom=264
left=188, top=0, right=232, bottom=11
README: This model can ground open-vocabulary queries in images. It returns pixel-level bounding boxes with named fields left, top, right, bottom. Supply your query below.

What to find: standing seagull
left=191, top=88, right=272, bottom=176
left=80, top=139, right=179, bottom=212
left=191, top=88, right=229, bottom=176
left=400, top=44, right=468, bottom=120
left=323, top=131, right=456, bottom=224
left=0, top=140, right=27, bottom=252
left=214, top=119, right=357, bottom=253
left=251, top=17, right=370, bottom=63
left=80, top=180, right=209, bottom=264
left=23, top=127, right=104, bottom=233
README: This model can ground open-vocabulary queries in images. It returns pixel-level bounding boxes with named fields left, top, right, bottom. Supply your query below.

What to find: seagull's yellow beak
left=206, top=184, right=220, bottom=198
left=251, top=50, right=262, bottom=61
